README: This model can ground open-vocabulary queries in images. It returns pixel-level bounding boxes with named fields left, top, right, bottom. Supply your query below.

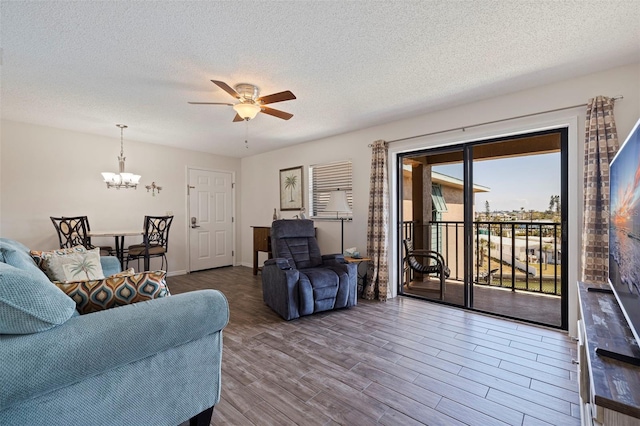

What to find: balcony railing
left=402, top=220, right=562, bottom=296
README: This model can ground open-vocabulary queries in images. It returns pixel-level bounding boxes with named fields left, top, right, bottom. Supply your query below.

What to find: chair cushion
left=281, top=238, right=322, bottom=269
left=1, top=244, right=41, bottom=274
left=98, top=247, right=112, bottom=256
left=0, top=262, right=76, bottom=334
left=54, top=270, right=170, bottom=314
left=271, top=219, right=316, bottom=239
left=271, top=220, right=322, bottom=268
left=298, top=268, right=340, bottom=315
left=0, top=238, right=31, bottom=253
left=31, top=246, right=104, bottom=282
left=127, top=244, right=166, bottom=257
left=100, top=256, right=122, bottom=277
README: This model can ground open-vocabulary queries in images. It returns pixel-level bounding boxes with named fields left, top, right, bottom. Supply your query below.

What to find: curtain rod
left=369, top=95, right=624, bottom=146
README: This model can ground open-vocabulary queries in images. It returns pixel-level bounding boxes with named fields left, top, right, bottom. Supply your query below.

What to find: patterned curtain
left=364, top=140, right=389, bottom=301
left=581, top=96, right=619, bottom=283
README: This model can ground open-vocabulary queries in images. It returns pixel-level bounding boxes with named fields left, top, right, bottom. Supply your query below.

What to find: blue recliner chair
left=261, top=219, right=357, bottom=320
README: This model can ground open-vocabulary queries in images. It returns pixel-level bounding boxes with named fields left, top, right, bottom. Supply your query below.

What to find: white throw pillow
left=41, top=247, right=105, bottom=282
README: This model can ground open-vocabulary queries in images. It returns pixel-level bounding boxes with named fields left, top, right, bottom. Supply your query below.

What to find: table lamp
left=326, top=189, right=352, bottom=253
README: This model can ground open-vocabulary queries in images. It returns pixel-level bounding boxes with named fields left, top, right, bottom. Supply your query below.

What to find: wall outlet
left=166, top=211, right=173, bottom=216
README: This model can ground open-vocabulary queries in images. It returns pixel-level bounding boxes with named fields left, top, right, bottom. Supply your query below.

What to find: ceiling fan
left=189, top=80, right=296, bottom=122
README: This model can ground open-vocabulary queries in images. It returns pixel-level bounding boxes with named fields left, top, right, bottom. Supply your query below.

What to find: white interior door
left=188, top=169, right=234, bottom=271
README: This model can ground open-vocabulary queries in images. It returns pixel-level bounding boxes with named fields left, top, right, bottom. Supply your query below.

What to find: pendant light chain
left=117, top=123, right=128, bottom=158
left=119, top=125, right=124, bottom=157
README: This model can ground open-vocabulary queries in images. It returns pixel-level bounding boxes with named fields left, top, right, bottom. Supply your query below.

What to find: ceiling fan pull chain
left=245, top=119, right=249, bottom=149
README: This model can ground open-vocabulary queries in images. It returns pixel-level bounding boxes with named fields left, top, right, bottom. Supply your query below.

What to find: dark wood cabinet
left=577, top=281, right=640, bottom=425
left=252, top=226, right=272, bottom=275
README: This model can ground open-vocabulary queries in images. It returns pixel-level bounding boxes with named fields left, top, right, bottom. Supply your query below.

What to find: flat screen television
left=609, top=117, right=640, bottom=349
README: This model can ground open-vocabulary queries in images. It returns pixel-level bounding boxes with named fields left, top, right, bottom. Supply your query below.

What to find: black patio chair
left=403, top=238, right=450, bottom=300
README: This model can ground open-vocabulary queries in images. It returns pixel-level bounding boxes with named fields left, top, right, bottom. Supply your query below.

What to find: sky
left=610, top=121, right=640, bottom=226
left=433, top=152, right=561, bottom=212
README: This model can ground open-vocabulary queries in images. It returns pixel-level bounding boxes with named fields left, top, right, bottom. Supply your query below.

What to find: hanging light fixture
left=145, top=181, right=162, bottom=196
left=233, top=102, right=261, bottom=120
left=101, top=124, right=141, bottom=189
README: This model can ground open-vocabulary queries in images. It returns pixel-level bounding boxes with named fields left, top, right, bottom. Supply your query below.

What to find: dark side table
left=344, top=256, right=371, bottom=297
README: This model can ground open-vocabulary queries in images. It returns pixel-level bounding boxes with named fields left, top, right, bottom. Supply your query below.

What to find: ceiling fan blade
left=257, top=90, right=296, bottom=105
left=188, top=102, right=234, bottom=106
left=211, top=80, right=240, bottom=99
left=261, top=106, right=293, bottom=120
left=232, top=113, right=244, bottom=122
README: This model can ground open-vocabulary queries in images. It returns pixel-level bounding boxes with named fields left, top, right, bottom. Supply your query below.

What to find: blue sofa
left=0, top=238, right=229, bottom=426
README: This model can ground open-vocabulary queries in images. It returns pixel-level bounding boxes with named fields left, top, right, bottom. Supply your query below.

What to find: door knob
left=191, top=217, right=200, bottom=228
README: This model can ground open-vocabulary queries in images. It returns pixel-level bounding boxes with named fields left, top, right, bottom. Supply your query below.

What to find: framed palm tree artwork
left=279, top=166, right=303, bottom=210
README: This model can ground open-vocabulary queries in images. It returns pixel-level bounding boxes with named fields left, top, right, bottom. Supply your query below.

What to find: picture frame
left=279, top=166, right=303, bottom=211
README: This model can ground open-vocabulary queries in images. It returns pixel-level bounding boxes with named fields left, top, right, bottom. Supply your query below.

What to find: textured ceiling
left=1, top=1, right=639, bottom=158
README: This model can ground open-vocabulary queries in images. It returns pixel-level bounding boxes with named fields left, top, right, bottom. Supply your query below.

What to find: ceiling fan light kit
left=189, top=80, right=296, bottom=122
left=233, top=102, right=261, bottom=120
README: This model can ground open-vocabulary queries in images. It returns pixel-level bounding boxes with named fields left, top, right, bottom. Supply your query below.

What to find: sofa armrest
left=100, top=255, right=121, bottom=276
left=0, top=290, right=229, bottom=410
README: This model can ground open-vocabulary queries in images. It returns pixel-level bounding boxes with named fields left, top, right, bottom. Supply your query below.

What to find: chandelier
left=101, top=124, right=141, bottom=189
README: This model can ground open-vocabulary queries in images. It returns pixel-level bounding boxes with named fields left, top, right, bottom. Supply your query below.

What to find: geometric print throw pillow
left=54, top=270, right=170, bottom=314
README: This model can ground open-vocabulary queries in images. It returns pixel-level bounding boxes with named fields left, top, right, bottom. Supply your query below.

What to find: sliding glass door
left=400, top=148, right=465, bottom=306
left=398, top=129, right=568, bottom=329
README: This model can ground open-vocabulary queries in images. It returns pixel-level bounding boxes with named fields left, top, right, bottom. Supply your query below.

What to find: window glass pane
left=309, top=161, right=353, bottom=218
left=431, top=184, right=448, bottom=213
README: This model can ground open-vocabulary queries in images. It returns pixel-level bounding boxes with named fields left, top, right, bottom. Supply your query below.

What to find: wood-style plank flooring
left=402, top=278, right=563, bottom=328
left=171, top=266, right=580, bottom=426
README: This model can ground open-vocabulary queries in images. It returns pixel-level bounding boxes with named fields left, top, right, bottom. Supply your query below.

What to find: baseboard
left=167, top=270, right=187, bottom=277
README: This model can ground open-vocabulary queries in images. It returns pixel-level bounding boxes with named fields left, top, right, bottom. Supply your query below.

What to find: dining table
left=87, top=230, right=143, bottom=270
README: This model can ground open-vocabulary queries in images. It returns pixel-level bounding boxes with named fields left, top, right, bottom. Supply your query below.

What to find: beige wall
left=1, top=64, right=638, bottom=336
left=0, top=121, right=241, bottom=275
left=440, top=185, right=464, bottom=224
left=240, top=138, right=373, bottom=267
left=240, top=63, right=640, bottom=336
left=440, top=187, right=465, bottom=280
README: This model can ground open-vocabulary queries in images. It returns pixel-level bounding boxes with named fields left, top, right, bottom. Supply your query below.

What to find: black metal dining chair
left=126, top=215, right=174, bottom=271
left=50, top=216, right=112, bottom=256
